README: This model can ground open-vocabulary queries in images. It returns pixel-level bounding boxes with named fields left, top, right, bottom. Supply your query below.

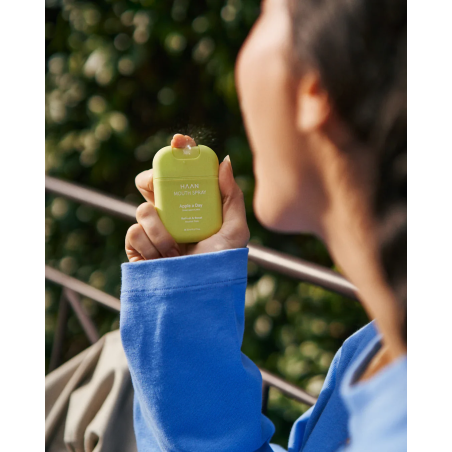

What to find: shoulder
left=332, top=322, right=379, bottom=380
left=286, top=322, right=380, bottom=451
left=341, top=340, right=407, bottom=452
left=342, top=321, right=378, bottom=352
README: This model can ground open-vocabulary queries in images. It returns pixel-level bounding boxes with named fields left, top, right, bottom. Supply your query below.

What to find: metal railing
left=45, top=175, right=358, bottom=414
left=45, top=176, right=358, bottom=299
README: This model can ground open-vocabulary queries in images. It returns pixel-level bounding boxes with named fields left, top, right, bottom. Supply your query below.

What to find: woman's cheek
left=235, top=4, right=311, bottom=232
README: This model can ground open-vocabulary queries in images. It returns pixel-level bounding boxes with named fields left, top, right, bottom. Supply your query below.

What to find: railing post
left=48, top=290, right=70, bottom=373
left=65, top=288, right=100, bottom=345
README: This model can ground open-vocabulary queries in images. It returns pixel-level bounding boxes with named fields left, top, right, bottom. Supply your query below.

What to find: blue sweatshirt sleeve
left=120, top=248, right=275, bottom=452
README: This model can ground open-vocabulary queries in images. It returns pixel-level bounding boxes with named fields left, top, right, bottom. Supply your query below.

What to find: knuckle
left=136, top=212, right=171, bottom=249
left=135, top=170, right=152, bottom=191
left=154, top=235, right=174, bottom=252
left=126, top=224, right=142, bottom=242
left=144, top=218, right=161, bottom=237
left=136, top=202, right=154, bottom=220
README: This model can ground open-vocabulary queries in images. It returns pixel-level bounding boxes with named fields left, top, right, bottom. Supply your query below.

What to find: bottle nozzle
left=171, top=134, right=197, bottom=149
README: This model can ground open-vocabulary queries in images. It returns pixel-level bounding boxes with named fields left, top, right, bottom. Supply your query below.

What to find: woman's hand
left=125, top=155, right=250, bottom=262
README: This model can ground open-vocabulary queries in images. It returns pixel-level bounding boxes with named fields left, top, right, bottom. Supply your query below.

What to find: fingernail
left=167, top=247, right=180, bottom=258
left=223, top=155, right=233, bottom=173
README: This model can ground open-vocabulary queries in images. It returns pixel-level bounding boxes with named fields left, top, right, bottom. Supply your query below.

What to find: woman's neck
left=320, top=171, right=407, bottom=361
left=307, top=132, right=406, bottom=360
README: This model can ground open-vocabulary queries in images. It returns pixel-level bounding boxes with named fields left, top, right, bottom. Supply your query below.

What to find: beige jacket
left=45, top=331, right=137, bottom=452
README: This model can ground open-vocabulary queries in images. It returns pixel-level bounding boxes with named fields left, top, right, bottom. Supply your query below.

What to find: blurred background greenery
left=45, top=0, right=367, bottom=446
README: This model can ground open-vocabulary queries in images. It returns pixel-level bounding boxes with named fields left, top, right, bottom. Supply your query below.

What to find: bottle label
left=154, top=177, right=222, bottom=243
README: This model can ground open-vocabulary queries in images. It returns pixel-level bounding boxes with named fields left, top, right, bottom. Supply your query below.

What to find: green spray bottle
left=152, top=142, right=222, bottom=243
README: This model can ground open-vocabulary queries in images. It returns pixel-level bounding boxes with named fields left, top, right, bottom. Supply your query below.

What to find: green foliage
left=45, top=0, right=367, bottom=446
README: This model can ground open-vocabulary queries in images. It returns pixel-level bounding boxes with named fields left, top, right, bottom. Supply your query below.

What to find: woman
left=120, top=0, right=407, bottom=450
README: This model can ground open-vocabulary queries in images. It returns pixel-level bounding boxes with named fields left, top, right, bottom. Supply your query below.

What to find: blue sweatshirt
left=120, top=248, right=407, bottom=452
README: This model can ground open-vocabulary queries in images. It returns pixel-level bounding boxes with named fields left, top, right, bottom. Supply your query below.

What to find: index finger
left=135, top=169, right=155, bottom=204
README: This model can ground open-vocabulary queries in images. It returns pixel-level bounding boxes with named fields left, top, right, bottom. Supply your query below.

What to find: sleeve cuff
left=121, top=247, right=249, bottom=294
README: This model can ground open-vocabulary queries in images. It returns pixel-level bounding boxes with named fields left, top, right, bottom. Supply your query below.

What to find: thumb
left=218, top=156, right=249, bottom=243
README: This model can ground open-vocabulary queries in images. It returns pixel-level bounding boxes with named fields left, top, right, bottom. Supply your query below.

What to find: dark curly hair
left=290, top=0, right=407, bottom=339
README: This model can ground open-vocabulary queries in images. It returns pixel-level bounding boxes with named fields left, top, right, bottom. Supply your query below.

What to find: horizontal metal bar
left=45, top=175, right=358, bottom=299
left=45, top=266, right=121, bottom=311
left=248, top=244, right=357, bottom=299
left=45, top=175, right=137, bottom=221
left=45, top=266, right=317, bottom=406
left=260, top=369, right=317, bottom=406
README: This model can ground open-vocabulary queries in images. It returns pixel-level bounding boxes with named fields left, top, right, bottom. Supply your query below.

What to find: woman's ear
left=296, top=72, right=331, bottom=133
